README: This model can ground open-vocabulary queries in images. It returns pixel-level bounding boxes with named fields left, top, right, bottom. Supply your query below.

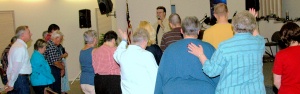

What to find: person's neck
left=217, top=17, right=229, bottom=24
left=172, top=25, right=181, bottom=29
left=20, top=38, right=28, bottom=43
left=290, top=41, right=299, bottom=46
left=183, top=35, right=198, bottom=39
left=104, top=42, right=115, bottom=47
left=83, top=43, right=94, bottom=50
left=132, top=42, right=146, bottom=49
left=161, top=16, right=165, bottom=21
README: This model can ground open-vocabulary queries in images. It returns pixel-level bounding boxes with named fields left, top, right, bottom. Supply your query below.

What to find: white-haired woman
left=187, top=9, right=266, bottom=94
left=79, top=30, right=98, bottom=94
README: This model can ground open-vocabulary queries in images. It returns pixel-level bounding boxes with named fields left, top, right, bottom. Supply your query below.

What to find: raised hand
left=118, top=29, right=128, bottom=41
left=249, top=8, right=258, bottom=17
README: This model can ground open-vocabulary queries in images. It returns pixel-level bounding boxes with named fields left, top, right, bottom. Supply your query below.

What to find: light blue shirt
left=30, top=50, right=55, bottom=86
left=203, top=33, right=266, bottom=94
left=114, top=41, right=158, bottom=94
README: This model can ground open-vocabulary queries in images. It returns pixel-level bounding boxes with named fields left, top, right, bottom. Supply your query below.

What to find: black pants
left=32, top=85, right=49, bottom=94
left=94, top=74, right=121, bottom=94
left=49, top=65, right=61, bottom=94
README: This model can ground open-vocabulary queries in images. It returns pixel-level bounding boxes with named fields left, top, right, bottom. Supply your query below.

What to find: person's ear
left=213, top=13, right=217, bottom=18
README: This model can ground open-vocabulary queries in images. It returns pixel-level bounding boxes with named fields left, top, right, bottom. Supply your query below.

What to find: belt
left=19, top=74, right=29, bottom=76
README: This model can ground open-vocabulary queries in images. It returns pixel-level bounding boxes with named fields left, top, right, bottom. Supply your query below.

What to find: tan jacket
left=153, top=18, right=171, bottom=46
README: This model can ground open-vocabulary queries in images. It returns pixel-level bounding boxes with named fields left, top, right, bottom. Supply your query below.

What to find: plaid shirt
left=44, top=40, right=62, bottom=65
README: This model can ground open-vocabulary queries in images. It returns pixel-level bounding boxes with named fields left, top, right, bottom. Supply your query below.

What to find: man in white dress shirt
left=114, top=28, right=158, bottom=94
left=5, top=26, right=32, bottom=94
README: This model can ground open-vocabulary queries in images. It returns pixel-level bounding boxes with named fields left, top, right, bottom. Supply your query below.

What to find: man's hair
left=156, top=6, right=166, bottom=13
left=83, top=30, right=98, bottom=44
left=214, top=3, right=228, bottom=16
left=279, top=22, right=300, bottom=46
left=103, top=30, right=118, bottom=42
left=232, top=11, right=256, bottom=33
left=181, top=16, right=201, bottom=36
left=138, top=21, right=156, bottom=45
left=47, top=24, right=60, bottom=33
left=34, top=39, right=47, bottom=50
left=51, top=30, right=64, bottom=39
left=169, top=13, right=181, bottom=26
left=15, top=25, right=29, bottom=38
left=132, top=28, right=149, bottom=44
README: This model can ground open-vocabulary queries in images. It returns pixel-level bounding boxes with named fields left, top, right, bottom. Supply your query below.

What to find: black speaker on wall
left=97, top=0, right=113, bottom=14
left=79, top=9, right=91, bottom=28
left=246, top=0, right=260, bottom=11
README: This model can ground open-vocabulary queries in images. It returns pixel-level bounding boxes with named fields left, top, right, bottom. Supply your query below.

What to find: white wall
left=170, top=0, right=210, bottom=21
left=170, top=0, right=245, bottom=21
left=0, top=0, right=126, bottom=84
left=128, top=0, right=171, bottom=30
left=282, top=0, right=300, bottom=19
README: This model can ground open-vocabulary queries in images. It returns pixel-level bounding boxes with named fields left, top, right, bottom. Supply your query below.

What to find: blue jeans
left=7, top=75, right=30, bottom=94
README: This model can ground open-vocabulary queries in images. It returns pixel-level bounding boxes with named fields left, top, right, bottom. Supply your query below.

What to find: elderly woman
left=139, top=21, right=163, bottom=65
left=44, top=31, right=65, bottom=93
left=79, top=30, right=98, bottom=94
left=273, top=22, right=300, bottom=94
left=30, top=39, right=55, bottom=94
left=188, top=9, right=266, bottom=93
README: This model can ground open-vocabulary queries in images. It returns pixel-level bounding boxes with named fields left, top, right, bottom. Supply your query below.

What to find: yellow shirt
left=203, top=23, right=234, bottom=49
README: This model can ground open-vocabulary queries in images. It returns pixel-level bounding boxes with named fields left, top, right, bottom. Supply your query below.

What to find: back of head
left=279, top=22, right=300, bottom=46
left=169, top=13, right=181, bottom=26
left=34, top=39, right=47, bottom=50
left=232, top=11, right=256, bottom=33
left=214, top=3, right=228, bottom=16
left=83, top=30, right=98, bottom=44
left=15, top=25, right=29, bottom=38
left=51, top=30, right=64, bottom=39
left=132, top=28, right=149, bottom=44
left=47, top=24, right=60, bottom=33
left=181, top=16, right=200, bottom=36
left=138, top=21, right=156, bottom=45
left=103, top=31, right=118, bottom=42
left=42, top=30, right=48, bottom=38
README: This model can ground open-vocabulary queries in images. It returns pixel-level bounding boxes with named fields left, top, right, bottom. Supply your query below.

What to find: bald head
left=214, top=3, right=228, bottom=16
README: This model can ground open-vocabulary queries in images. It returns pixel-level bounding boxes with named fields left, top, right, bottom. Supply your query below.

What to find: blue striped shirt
left=203, top=33, right=266, bottom=94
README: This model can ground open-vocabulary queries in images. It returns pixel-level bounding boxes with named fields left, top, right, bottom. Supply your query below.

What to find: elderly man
left=154, top=6, right=171, bottom=46
left=114, top=28, right=158, bottom=94
left=188, top=9, right=266, bottom=94
left=5, top=26, right=32, bottom=93
left=44, top=31, right=65, bottom=93
left=203, top=3, right=234, bottom=49
left=155, top=16, right=219, bottom=94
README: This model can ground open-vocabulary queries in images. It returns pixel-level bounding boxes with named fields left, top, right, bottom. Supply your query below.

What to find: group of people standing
left=1, top=24, right=70, bottom=94
left=1, top=2, right=299, bottom=94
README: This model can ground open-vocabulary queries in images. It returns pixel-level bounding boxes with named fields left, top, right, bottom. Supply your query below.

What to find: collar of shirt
left=233, top=33, right=252, bottom=38
left=16, top=39, right=27, bottom=48
left=127, top=45, right=143, bottom=50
